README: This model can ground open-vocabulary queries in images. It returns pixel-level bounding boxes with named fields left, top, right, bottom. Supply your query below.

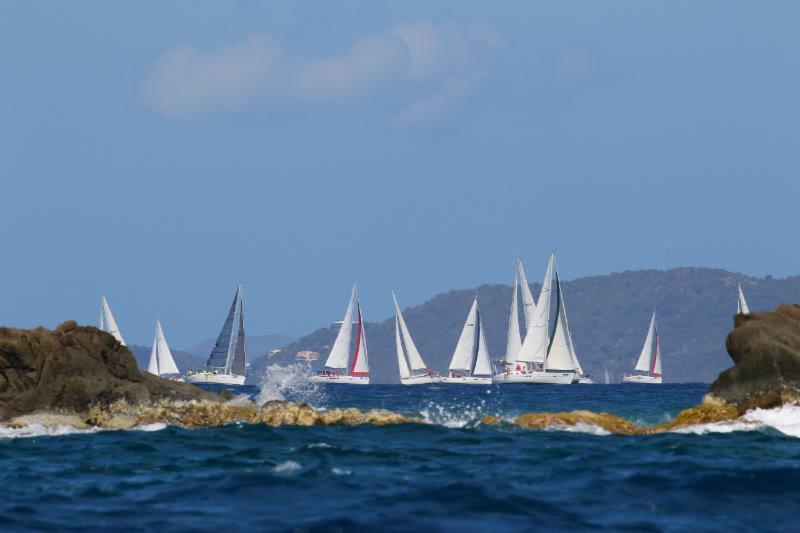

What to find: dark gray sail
left=230, top=298, right=247, bottom=376
left=206, top=286, right=241, bottom=369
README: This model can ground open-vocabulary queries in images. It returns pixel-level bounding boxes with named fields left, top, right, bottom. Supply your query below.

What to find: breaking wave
left=255, top=362, right=325, bottom=405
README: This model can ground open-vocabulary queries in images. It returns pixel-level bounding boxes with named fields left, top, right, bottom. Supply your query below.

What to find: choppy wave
left=675, top=404, right=800, bottom=438
left=255, top=362, right=324, bottom=405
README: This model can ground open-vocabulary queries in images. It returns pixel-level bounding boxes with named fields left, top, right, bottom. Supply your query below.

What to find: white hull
left=440, top=376, right=493, bottom=385
left=401, top=374, right=441, bottom=385
left=310, top=374, right=370, bottom=385
left=622, top=374, right=662, bottom=384
left=578, top=376, right=594, bottom=384
left=184, top=372, right=246, bottom=385
left=492, top=370, right=575, bottom=384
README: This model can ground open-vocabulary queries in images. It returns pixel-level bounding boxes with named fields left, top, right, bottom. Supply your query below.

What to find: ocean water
left=2, top=379, right=800, bottom=531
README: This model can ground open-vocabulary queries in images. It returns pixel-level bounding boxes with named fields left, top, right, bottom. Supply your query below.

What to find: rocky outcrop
left=710, top=304, right=800, bottom=410
left=0, top=321, right=220, bottom=419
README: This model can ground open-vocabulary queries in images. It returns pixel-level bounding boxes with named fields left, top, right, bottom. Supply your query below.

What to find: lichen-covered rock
left=514, top=410, right=640, bottom=435
left=0, top=321, right=220, bottom=419
left=710, top=304, right=800, bottom=407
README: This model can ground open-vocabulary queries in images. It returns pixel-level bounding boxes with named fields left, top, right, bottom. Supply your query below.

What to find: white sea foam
left=308, top=442, right=333, bottom=449
left=134, top=423, right=168, bottom=432
left=0, top=423, right=101, bottom=440
left=673, top=404, right=800, bottom=438
left=256, top=363, right=323, bottom=405
left=332, top=467, right=351, bottom=476
left=273, top=460, right=301, bottom=473
left=548, top=422, right=613, bottom=436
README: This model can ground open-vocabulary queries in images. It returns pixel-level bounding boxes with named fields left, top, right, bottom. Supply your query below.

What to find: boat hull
left=440, top=376, right=492, bottom=385
left=492, top=371, right=575, bottom=384
left=184, top=372, right=246, bottom=385
left=622, top=374, right=662, bottom=384
left=401, top=374, right=441, bottom=385
left=310, top=375, right=370, bottom=385
left=578, top=377, right=595, bottom=384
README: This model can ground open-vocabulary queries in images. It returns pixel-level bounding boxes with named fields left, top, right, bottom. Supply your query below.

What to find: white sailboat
left=441, top=297, right=493, bottom=385
left=737, top=284, right=750, bottom=314
left=393, top=291, right=439, bottom=385
left=146, top=319, right=182, bottom=380
left=494, top=253, right=574, bottom=384
left=497, top=260, right=524, bottom=372
left=604, top=368, right=611, bottom=384
left=99, top=296, right=126, bottom=345
left=623, top=310, right=663, bottom=384
left=185, top=285, right=247, bottom=385
left=311, top=282, right=370, bottom=384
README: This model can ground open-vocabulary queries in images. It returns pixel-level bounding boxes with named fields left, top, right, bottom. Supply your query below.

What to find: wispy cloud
left=140, top=21, right=498, bottom=124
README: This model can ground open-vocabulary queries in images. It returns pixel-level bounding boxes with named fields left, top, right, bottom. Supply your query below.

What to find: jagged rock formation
left=710, top=304, right=800, bottom=410
left=0, top=321, right=219, bottom=419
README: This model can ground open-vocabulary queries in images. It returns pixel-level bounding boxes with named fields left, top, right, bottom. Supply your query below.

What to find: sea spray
left=256, top=362, right=325, bottom=405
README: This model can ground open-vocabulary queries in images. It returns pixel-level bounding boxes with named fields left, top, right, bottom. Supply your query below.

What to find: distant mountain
left=250, top=268, right=800, bottom=384
left=129, top=344, right=205, bottom=374
left=185, top=334, right=296, bottom=365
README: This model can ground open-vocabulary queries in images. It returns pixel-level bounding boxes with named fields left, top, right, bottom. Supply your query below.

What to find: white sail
left=473, top=308, right=493, bottom=376
left=351, top=303, right=369, bottom=375
left=393, top=292, right=428, bottom=371
left=100, top=296, right=126, bottom=346
left=395, top=316, right=411, bottom=379
left=324, top=284, right=356, bottom=370
left=517, top=258, right=537, bottom=329
left=545, top=276, right=577, bottom=371
left=449, top=299, right=478, bottom=371
left=148, top=320, right=179, bottom=376
left=604, top=368, right=610, bottom=384
left=504, top=267, right=523, bottom=364
left=517, top=253, right=554, bottom=363
left=737, top=285, right=750, bottom=314
left=634, top=311, right=658, bottom=373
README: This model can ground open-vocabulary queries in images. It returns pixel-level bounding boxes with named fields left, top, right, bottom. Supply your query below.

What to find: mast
left=504, top=265, right=523, bottom=365
left=323, top=283, right=357, bottom=370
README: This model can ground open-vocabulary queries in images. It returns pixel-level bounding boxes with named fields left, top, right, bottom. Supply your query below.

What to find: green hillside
left=249, top=268, right=800, bottom=384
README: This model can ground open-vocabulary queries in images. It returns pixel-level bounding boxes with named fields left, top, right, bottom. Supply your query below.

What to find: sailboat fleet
left=94, top=265, right=756, bottom=387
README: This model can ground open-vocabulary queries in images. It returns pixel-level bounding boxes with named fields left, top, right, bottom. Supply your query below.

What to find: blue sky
left=1, top=1, right=798, bottom=347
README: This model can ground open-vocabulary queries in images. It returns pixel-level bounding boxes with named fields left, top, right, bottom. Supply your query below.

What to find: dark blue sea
left=2, top=381, right=800, bottom=531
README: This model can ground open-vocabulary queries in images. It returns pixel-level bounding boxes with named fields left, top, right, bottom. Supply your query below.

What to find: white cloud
left=140, top=21, right=498, bottom=124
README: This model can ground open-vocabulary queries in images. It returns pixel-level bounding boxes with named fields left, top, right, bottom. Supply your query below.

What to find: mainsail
left=604, top=368, right=610, bottom=384
left=504, top=266, right=523, bottom=364
left=449, top=298, right=492, bottom=376
left=517, top=252, right=554, bottom=364
left=517, top=258, right=537, bottom=330
left=545, top=274, right=579, bottom=372
left=737, top=285, right=750, bottom=314
left=99, top=296, right=126, bottom=346
left=634, top=311, right=662, bottom=377
left=393, top=291, right=428, bottom=375
left=206, top=285, right=246, bottom=376
left=147, top=319, right=179, bottom=376
left=395, top=316, right=411, bottom=379
left=324, top=284, right=356, bottom=370
left=350, top=302, right=369, bottom=376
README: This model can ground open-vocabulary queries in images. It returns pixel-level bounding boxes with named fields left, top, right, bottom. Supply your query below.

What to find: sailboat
left=549, top=274, right=593, bottom=383
left=393, top=291, right=439, bottom=384
left=737, top=284, right=750, bottom=314
left=493, top=253, right=574, bottom=384
left=310, top=282, right=369, bottom=384
left=604, top=368, right=611, bottom=384
left=623, top=310, right=663, bottom=384
left=441, top=297, right=493, bottom=384
left=185, top=285, right=247, bottom=385
left=146, top=319, right=182, bottom=380
left=99, top=296, right=126, bottom=345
